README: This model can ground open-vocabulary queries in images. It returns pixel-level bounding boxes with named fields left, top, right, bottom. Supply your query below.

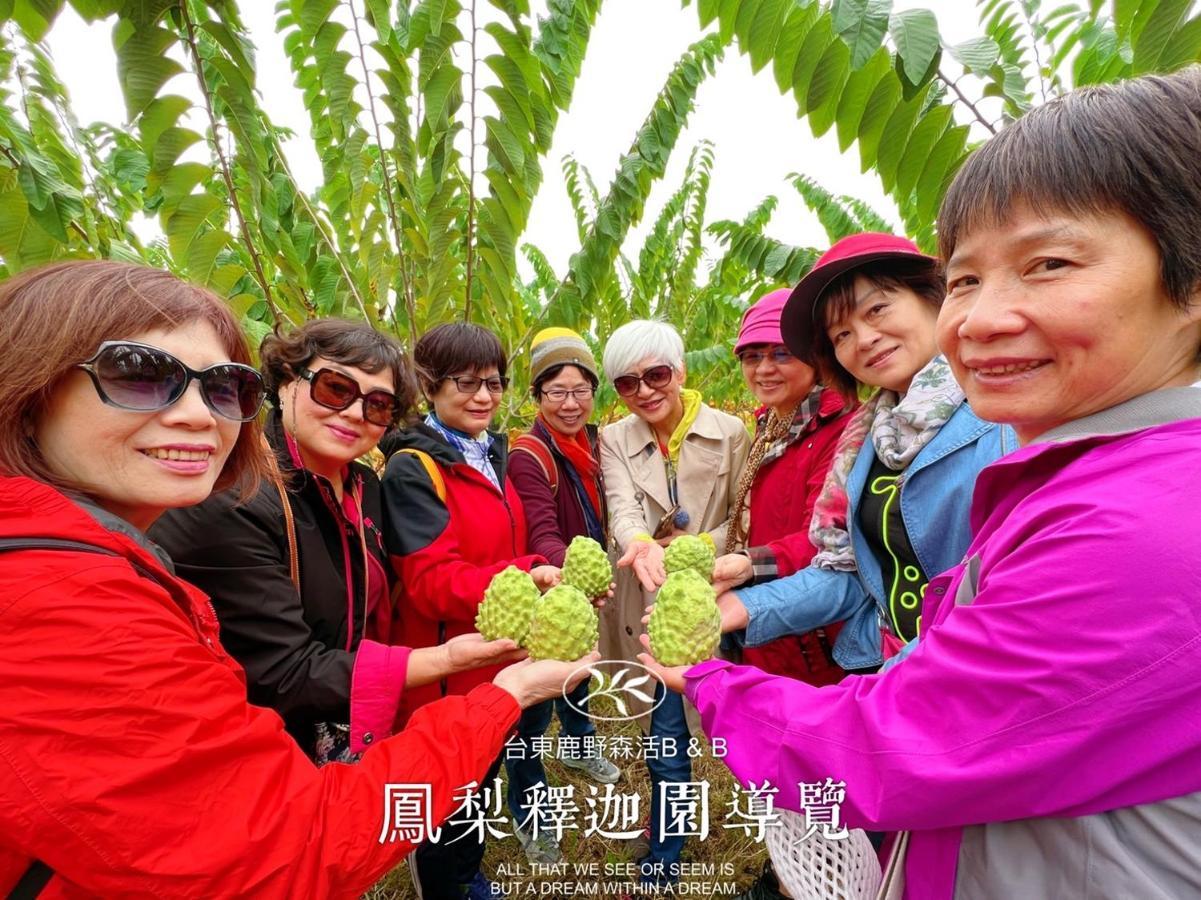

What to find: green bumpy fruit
left=524, top=584, right=599, bottom=661
left=663, top=533, right=716, bottom=581
left=647, top=568, right=721, bottom=666
left=561, top=536, right=613, bottom=599
left=475, top=566, right=541, bottom=644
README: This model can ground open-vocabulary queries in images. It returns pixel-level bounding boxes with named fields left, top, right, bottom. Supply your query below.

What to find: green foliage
left=3, top=0, right=1201, bottom=427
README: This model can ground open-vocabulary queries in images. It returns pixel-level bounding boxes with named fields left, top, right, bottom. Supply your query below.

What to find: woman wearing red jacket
left=714, top=289, right=857, bottom=686
left=710, top=288, right=856, bottom=900
left=0, top=261, right=588, bottom=899
left=380, top=322, right=562, bottom=899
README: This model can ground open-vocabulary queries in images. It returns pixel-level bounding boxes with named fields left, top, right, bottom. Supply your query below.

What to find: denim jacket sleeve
left=736, top=563, right=871, bottom=647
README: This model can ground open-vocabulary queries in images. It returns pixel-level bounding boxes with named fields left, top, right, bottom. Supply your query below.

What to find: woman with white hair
left=597, top=319, right=749, bottom=888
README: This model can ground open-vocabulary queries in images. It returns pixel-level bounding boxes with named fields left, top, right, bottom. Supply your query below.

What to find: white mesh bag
left=766, top=808, right=883, bottom=900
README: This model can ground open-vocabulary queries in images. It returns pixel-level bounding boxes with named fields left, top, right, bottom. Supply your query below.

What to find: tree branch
left=347, top=0, right=416, bottom=344
left=178, top=0, right=290, bottom=327
left=937, top=68, right=997, bottom=135
left=463, top=0, right=478, bottom=322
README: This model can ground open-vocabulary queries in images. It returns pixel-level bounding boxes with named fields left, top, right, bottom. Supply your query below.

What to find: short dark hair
left=414, top=323, right=507, bottom=395
left=532, top=363, right=599, bottom=398
left=939, top=65, right=1201, bottom=310
left=811, top=260, right=945, bottom=397
left=260, top=318, right=417, bottom=424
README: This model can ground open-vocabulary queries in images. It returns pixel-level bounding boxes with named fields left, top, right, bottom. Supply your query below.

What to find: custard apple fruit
left=647, top=568, right=721, bottom=666
left=663, top=533, right=716, bottom=580
left=561, top=536, right=613, bottom=599
left=524, top=584, right=599, bottom=661
left=475, top=566, right=541, bottom=644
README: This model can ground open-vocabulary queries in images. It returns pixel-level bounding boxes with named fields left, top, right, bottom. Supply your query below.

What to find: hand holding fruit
left=716, top=590, right=750, bottom=633
left=530, top=565, right=562, bottom=591
left=493, top=651, right=601, bottom=708
left=711, top=552, right=753, bottom=595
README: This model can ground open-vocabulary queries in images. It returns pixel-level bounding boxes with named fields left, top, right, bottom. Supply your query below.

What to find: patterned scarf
left=725, top=385, right=834, bottom=554
left=424, top=412, right=501, bottom=491
left=808, top=356, right=964, bottom=570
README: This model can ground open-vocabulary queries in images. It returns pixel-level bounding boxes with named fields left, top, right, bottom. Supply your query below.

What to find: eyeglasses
left=76, top=341, right=265, bottom=422
left=738, top=347, right=796, bottom=367
left=443, top=374, right=509, bottom=395
left=300, top=367, right=401, bottom=428
left=540, top=387, right=596, bottom=403
left=612, top=364, right=674, bottom=398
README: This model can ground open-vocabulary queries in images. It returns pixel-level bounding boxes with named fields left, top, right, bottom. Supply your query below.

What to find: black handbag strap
left=0, top=536, right=175, bottom=899
left=6, top=860, right=52, bottom=900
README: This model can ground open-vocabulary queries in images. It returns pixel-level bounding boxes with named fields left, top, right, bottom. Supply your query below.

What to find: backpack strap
left=0, top=537, right=169, bottom=586
left=398, top=448, right=447, bottom=503
left=510, top=433, right=558, bottom=495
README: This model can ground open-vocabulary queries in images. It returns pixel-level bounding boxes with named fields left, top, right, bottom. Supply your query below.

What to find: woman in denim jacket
left=715, top=234, right=1016, bottom=675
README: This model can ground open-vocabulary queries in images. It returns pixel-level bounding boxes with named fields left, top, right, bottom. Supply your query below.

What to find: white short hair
left=602, top=320, right=685, bottom=381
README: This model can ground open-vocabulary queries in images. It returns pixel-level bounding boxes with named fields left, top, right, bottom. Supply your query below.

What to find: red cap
left=780, top=233, right=936, bottom=362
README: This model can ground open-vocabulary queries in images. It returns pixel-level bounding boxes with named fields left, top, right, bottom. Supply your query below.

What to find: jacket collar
left=382, top=422, right=512, bottom=484
left=622, top=401, right=724, bottom=456
left=1034, top=386, right=1201, bottom=444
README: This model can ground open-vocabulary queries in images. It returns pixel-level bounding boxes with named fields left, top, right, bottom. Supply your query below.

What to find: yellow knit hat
left=530, top=327, right=599, bottom=387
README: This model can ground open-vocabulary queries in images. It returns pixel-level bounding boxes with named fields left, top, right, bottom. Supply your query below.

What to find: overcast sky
left=42, top=1, right=990, bottom=279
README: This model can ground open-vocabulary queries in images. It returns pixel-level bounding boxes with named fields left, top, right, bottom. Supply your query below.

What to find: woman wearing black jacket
left=152, top=318, right=500, bottom=763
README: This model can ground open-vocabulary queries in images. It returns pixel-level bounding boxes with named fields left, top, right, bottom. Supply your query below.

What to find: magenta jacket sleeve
left=685, top=518, right=1201, bottom=835
left=349, top=640, right=411, bottom=753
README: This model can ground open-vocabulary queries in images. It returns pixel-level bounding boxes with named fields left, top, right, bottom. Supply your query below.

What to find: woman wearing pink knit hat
left=712, top=288, right=858, bottom=689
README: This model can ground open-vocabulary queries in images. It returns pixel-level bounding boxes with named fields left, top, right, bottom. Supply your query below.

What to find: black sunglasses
left=300, top=367, right=400, bottom=427
left=77, top=341, right=265, bottom=422
left=612, top=364, right=674, bottom=398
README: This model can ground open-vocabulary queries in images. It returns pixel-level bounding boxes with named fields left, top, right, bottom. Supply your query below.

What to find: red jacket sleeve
left=0, top=562, right=519, bottom=898
left=508, top=448, right=569, bottom=567
left=381, top=451, right=543, bottom=624
left=746, top=408, right=855, bottom=581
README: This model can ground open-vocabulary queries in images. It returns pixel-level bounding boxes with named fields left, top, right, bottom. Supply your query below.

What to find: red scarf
left=538, top=414, right=602, bottom=519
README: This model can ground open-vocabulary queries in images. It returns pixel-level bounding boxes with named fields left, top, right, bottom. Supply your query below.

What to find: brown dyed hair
left=939, top=65, right=1201, bottom=311
left=811, top=259, right=946, bottom=397
left=259, top=318, right=418, bottom=425
left=0, top=259, right=267, bottom=497
left=414, top=322, right=507, bottom=398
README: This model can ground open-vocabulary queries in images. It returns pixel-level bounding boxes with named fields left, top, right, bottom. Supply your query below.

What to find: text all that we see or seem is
left=490, top=861, right=740, bottom=896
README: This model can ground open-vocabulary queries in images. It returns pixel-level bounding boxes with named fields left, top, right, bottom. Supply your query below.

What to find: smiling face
left=34, top=320, right=243, bottom=531
left=537, top=365, right=595, bottom=437
left=618, top=357, right=685, bottom=429
left=279, top=356, right=393, bottom=474
left=825, top=276, right=940, bottom=394
left=430, top=366, right=502, bottom=437
left=738, top=343, right=818, bottom=413
left=938, top=204, right=1201, bottom=444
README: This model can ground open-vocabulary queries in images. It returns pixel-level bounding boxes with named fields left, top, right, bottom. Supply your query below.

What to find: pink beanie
left=734, top=288, right=791, bottom=354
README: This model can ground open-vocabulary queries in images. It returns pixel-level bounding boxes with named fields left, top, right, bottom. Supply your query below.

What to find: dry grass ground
left=365, top=694, right=768, bottom=899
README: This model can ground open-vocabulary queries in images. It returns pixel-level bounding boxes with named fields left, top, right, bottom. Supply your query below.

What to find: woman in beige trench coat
left=597, top=319, right=749, bottom=887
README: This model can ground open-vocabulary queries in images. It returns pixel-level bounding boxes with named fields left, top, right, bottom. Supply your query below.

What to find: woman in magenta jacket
left=643, top=70, right=1201, bottom=898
